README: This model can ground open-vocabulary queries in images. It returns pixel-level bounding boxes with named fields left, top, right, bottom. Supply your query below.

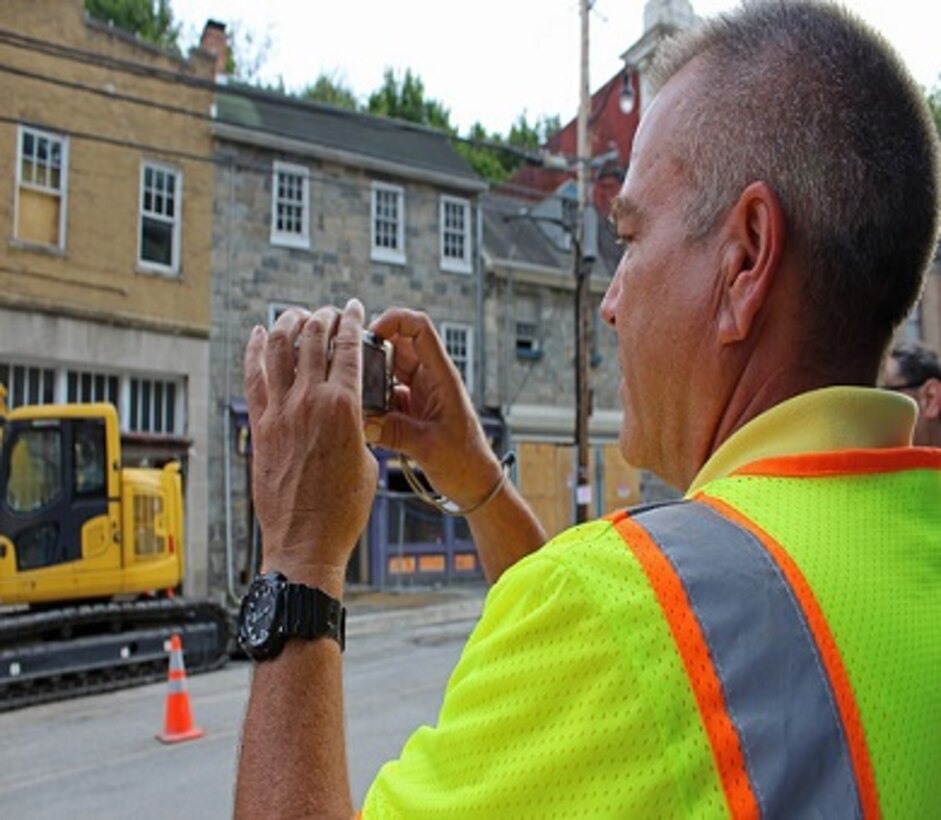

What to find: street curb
left=347, top=598, right=484, bottom=637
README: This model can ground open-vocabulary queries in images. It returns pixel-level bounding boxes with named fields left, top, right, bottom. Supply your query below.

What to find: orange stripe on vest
left=732, top=447, right=941, bottom=479
left=611, top=514, right=760, bottom=820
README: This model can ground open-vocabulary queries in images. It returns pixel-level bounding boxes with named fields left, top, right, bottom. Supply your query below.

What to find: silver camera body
left=362, top=331, right=394, bottom=415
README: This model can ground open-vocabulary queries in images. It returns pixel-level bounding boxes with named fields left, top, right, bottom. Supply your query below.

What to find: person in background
left=882, top=341, right=941, bottom=446
left=234, top=0, right=941, bottom=816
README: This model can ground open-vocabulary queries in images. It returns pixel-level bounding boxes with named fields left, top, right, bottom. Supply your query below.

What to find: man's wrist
left=259, top=560, right=347, bottom=600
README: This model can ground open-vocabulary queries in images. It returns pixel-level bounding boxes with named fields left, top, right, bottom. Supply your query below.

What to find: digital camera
left=362, top=330, right=394, bottom=415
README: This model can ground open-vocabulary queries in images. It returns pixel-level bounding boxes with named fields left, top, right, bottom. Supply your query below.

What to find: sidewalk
left=344, top=582, right=488, bottom=637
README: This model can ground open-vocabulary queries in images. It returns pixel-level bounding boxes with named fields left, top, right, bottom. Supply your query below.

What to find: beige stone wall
left=0, top=0, right=214, bottom=336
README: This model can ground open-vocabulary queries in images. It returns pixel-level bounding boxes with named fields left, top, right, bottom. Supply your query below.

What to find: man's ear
left=716, top=181, right=785, bottom=345
left=919, top=377, right=941, bottom=420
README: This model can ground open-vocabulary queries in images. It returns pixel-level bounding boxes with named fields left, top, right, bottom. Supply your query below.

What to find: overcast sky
left=173, top=0, right=941, bottom=135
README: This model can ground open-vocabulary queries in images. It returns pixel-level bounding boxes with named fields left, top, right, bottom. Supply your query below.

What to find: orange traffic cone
left=156, top=634, right=205, bottom=744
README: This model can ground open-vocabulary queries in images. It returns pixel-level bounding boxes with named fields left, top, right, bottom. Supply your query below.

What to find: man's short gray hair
left=650, top=0, right=940, bottom=363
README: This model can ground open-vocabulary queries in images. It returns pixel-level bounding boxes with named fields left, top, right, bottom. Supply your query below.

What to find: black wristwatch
left=237, top=570, right=346, bottom=661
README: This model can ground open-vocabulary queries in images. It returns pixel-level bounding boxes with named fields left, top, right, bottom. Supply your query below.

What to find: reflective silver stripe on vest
left=633, top=501, right=862, bottom=819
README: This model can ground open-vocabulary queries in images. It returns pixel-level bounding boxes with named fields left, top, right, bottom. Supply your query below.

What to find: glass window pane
left=6, top=427, right=62, bottom=513
left=141, top=217, right=173, bottom=267
left=166, top=383, right=176, bottom=432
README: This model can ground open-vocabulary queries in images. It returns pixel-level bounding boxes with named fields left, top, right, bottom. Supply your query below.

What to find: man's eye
left=616, top=237, right=633, bottom=250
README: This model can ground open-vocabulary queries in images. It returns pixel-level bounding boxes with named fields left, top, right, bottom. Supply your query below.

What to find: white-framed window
left=138, top=161, right=182, bottom=274
left=440, top=195, right=472, bottom=274
left=441, top=322, right=473, bottom=388
left=515, top=321, right=543, bottom=359
left=0, top=362, right=56, bottom=408
left=271, top=161, right=310, bottom=249
left=371, top=181, right=405, bottom=265
left=127, top=376, right=183, bottom=435
left=15, top=125, right=69, bottom=249
left=67, top=369, right=120, bottom=405
left=267, top=302, right=306, bottom=328
left=0, top=361, right=186, bottom=436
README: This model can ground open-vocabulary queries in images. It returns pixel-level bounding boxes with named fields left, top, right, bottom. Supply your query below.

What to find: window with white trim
left=371, top=182, right=405, bottom=264
left=271, top=161, right=310, bottom=248
left=15, top=126, right=68, bottom=249
left=139, top=161, right=182, bottom=274
left=440, top=196, right=472, bottom=273
left=441, top=323, right=473, bottom=388
left=0, top=362, right=56, bottom=408
left=67, top=369, right=120, bottom=405
left=267, top=302, right=306, bottom=328
left=128, top=376, right=182, bottom=435
left=515, top=321, right=543, bottom=359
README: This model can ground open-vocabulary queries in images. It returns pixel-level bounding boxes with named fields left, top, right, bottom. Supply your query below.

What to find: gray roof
left=483, top=190, right=621, bottom=279
left=215, top=85, right=482, bottom=189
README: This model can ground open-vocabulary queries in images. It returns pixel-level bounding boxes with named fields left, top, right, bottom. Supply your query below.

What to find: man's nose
left=600, top=270, right=621, bottom=327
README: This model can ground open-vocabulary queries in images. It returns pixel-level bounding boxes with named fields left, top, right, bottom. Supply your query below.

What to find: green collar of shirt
left=686, top=386, right=917, bottom=496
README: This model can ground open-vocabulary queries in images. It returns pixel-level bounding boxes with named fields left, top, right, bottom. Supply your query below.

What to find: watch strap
left=284, top=583, right=346, bottom=651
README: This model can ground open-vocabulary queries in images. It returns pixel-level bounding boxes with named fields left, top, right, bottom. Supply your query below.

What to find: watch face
left=238, top=572, right=286, bottom=660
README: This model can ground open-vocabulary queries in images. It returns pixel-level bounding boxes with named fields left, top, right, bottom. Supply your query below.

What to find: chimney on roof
left=200, top=20, right=229, bottom=78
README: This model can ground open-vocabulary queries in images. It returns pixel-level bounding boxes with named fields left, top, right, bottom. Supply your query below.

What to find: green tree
left=224, top=21, right=273, bottom=85
left=85, top=0, right=180, bottom=50
left=301, top=72, right=360, bottom=112
left=455, top=114, right=563, bottom=183
left=367, top=68, right=454, bottom=132
left=454, top=123, right=515, bottom=183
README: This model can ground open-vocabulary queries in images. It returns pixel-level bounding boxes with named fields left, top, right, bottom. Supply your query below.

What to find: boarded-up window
left=16, top=126, right=67, bottom=248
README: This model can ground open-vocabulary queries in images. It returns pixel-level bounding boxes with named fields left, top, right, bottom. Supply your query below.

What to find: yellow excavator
left=0, top=388, right=229, bottom=711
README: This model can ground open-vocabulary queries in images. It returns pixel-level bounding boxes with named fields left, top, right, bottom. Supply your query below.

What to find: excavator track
left=0, top=598, right=232, bottom=712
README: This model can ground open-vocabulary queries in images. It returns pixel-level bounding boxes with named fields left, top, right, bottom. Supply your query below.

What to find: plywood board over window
left=15, top=125, right=68, bottom=249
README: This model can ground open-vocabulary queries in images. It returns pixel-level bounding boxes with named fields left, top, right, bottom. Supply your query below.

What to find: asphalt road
left=0, top=615, right=478, bottom=819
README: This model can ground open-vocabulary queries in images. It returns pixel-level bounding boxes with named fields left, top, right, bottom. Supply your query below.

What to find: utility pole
left=574, top=0, right=592, bottom=523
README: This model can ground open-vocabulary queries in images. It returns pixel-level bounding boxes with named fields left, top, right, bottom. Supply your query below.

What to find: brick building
left=0, top=0, right=217, bottom=596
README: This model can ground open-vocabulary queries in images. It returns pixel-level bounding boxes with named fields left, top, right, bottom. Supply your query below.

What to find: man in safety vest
left=235, top=1, right=940, bottom=816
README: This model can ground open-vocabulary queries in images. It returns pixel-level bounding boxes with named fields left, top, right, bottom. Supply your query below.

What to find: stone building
left=0, top=0, right=217, bottom=596
left=481, top=186, right=646, bottom=537
left=208, top=84, right=487, bottom=595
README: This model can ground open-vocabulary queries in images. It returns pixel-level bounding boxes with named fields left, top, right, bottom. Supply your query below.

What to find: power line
left=0, top=30, right=609, bottom=227
left=0, top=26, right=564, bottom=168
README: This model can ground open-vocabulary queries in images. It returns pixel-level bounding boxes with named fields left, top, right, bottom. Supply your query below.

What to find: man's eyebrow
left=610, top=196, right=642, bottom=228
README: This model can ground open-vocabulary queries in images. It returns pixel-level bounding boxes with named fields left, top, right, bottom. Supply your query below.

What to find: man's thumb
left=364, top=412, right=420, bottom=455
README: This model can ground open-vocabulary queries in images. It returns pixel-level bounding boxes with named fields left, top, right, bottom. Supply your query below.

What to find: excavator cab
left=0, top=402, right=182, bottom=605
left=2, top=414, right=106, bottom=569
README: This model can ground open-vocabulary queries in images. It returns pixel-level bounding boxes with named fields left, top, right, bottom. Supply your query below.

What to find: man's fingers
left=329, top=298, right=365, bottom=394
left=370, top=308, right=451, bottom=383
left=265, top=307, right=310, bottom=402
left=244, top=325, right=269, bottom=422
left=296, top=306, right=340, bottom=387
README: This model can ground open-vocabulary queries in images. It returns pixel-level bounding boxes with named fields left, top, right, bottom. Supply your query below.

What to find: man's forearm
left=468, top=481, right=548, bottom=584
left=235, top=638, right=352, bottom=819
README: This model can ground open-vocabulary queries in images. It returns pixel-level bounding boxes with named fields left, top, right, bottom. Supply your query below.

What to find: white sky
left=173, top=1, right=941, bottom=136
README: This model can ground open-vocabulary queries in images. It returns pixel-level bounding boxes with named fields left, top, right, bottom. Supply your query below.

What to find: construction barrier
left=156, top=634, right=205, bottom=744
